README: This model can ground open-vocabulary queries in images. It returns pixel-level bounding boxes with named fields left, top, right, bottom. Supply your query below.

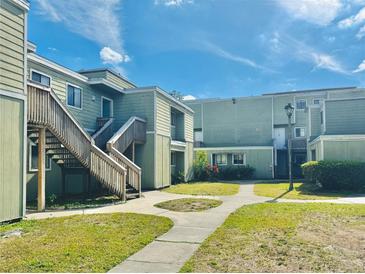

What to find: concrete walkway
left=25, top=181, right=365, bottom=273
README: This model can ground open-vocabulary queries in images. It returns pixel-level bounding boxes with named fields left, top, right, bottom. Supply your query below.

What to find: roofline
left=78, top=68, right=137, bottom=88
left=124, top=86, right=194, bottom=113
left=9, top=0, right=29, bottom=11
left=28, top=53, right=89, bottom=83
left=263, top=86, right=358, bottom=96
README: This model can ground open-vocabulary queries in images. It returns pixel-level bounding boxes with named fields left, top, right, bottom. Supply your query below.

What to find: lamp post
left=284, top=103, right=294, bottom=191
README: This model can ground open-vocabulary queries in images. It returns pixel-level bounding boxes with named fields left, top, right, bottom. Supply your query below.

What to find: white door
left=274, top=128, right=285, bottom=149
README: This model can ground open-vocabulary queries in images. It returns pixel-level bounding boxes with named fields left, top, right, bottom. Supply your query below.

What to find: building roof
left=78, top=68, right=137, bottom=88
left=262, top=86, right=357, bottom=96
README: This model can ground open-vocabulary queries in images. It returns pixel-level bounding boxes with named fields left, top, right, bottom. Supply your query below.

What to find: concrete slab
left=109, top=261, right=179, bottom=273
left=157, top=226, right=215, bottom=243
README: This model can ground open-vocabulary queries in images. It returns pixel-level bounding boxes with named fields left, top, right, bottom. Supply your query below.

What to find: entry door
left=274, top=128, right=286, bottom=149
left=101, top=97, right=113, bottom=118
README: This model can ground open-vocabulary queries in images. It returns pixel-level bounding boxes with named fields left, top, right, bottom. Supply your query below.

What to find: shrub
left=172, top=171, right=185, bottom=184
left=301, top=160, right=365, bottom=191
left=301, top=161, right=319, bottom=184
left=218, top=165, right=255, bottom=180
left=193, top=151, right=209, bottom=180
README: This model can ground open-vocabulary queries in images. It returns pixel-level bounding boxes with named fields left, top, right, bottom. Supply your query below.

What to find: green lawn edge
left=162, top=182, right=240, bottom=196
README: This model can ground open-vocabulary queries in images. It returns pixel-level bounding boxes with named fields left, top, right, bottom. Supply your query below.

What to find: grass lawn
left=154, top=198, right=222, bottom=212
left=0, top=213, right=172, bottom=272
left=181, top=203, right=365, bottom=273
left=163, top=182, right=240, bottom=196
left=253, top=182, right=362, bottom=200
left=27, top=193, right=121, bottom=211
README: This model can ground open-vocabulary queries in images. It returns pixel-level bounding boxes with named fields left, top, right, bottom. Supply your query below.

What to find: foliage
left=181, top=203, right=365, bottom=273
left=301, top=161, right=319, bottom=184
left=0, top=213, right=173, bottom=272
left=47, top=194, right=57, bottom=204
left=163, top=182, right=240, bottom=196
left=193, top=151, right=255, bottom=181
left=301, top=160, right=365, bottom=191
left=154, top=198, right=222, bottom=212
left=172, top=171, right=186, bottom=184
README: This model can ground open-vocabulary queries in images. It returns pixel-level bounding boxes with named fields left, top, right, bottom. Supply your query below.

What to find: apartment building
left=185, top=87, right=365, bottom=179
left=0, top=0, right=194, bottom=223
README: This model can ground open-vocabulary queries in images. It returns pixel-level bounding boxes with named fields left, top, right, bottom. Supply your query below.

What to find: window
left=296, top=99, right=307, bottom=110
left=313, top=98, right=322, bottom=105
left=171, top=152, right=176, bottom=166
left=232, top=153, right=245, bottom=165
left=67, top=84, right=82, bottom=109
left=212, top=153, right=227, bottom=165
left=294, top=127, right=306, bottom=138
left=171, top=112, right=176, bottom=126
left=31, top=70, right=51, bottom=87
left=29, top=143, right=51, bottom=172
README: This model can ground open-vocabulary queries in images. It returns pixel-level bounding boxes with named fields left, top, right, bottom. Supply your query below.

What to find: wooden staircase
left=27, top=83, right=128, bottom=205
left=93, top=116, right=146, bottom=199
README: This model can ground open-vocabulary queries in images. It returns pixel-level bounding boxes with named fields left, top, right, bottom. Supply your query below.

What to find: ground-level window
left=212, top=153, right=227, bottom=165
left=171, top=152, right=176, bottom=166
left=294, top=127, right=306, bottom=138
left=67, top=84, right=82, bottom=109
left=31, top=70, right=51, bottom=87
left=232, top=153, right=245, bottom=165
left=294, top=154, right=306, bottom=165
left=29, top=143, right=51, bottom=172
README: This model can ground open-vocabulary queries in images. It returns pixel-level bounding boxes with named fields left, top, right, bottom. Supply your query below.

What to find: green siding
left=198, top=148, right=273, bottom=179
left=325, top=98, right=365, bottom=134
left=156, top=93, right=171, bottom=136
left=114, top=91, right=155, bottom=131
left=105, top=71, right=135, bottom=89
left=323, top=140, right=365, bottom=162
left=273, top=95, right=293, bottom=125
left=309, top=107, right=321, bottom=139
left=155, top=134, right=171, bottom=188
left=0, top=95, right=24, bottom=222
left=189, top=103, right=202, bottom=129
left=328, top=88, right=365, bottom=99
left=201, top=97, right=273, bottom=146
left=135, top=134, right=155, bottom=190
left=0, top=0, right=25, bottom=94
left=184, top=142, right=194, bottom=180
left=185, top=112, right=194, bottom=142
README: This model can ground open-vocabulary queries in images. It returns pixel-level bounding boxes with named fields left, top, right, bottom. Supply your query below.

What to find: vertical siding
left=325, top=98, right=365, bottom=134
left=0, top=95, right=24, bottom=222
left=155, top=134, right=170, bottom=188
left=0, top=0, right=25, bottom=94
left=156, top=93, right=171, bottom=136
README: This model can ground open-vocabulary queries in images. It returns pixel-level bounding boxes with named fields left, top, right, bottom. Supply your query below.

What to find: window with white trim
left=232, top=153, right=245, bottom=165
left=67, top=84, right=82, bottom=109
left=31, top=70, right=51, bottom=87
left=294, top=127, right=306, bottom=138
left=29, top=143, right=51, bottom=172
left=212, top=153, right=227, bottom=165
left=296, top=99, right=306, bottom=110
left=313, top=98, right=322, bottom=105
left=171, top=152, right=176, bottom=166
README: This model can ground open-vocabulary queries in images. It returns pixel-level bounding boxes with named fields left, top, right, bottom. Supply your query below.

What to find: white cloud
left=353, top=59, right=365, bottom=72
left=154, top=0, right=193, bottom=7
left=356, top=25, right=365, bottom=39
left=183, top=95, right=196, bottom=100
left=277, top=0, right=342, bottom=26
left=100, top=47, right=130, bottom=65
left=35, top=0, right=127, bottom=66
left=47, top=47, right=57, bottom=52
left=201, top=41, right=271, bottom=72
left=311, top=53, right=347, bottom=74
left=338, top=6, right=365, bottom=28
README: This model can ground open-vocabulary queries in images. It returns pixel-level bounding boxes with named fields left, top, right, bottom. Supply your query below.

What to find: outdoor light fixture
left=284, top=103, right=294, bottom=191
left=232, top=98, right=236, bottom=104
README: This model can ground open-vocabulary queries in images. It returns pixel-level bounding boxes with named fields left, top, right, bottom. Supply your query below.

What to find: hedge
left=301, top=160, right=365, bottom=191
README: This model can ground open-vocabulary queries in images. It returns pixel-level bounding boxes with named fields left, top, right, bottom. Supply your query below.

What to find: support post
left=37, top=128, right=46, bottom=211
left=287, top=116, right=293, bottom=191
left=132, top=141, right=135, bottom=162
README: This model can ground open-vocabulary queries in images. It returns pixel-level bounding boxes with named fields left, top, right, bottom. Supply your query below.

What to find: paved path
left=26, top=182, right=365, bottom=273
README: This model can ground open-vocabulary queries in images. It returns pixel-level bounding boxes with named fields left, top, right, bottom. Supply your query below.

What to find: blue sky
left=29, top=0, right=365, bottom=98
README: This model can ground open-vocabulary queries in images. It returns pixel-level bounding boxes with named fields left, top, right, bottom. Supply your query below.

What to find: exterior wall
left=0, top=0, right=25, bottom=94
left=155, top=134, right=171, bottom=188
left=327, top=88, right=365, bottom=99
left=27, top=59, right=117, bottom=132
left=195, top=147, right=274, bottom=179
left=189, top=103, right=202, bottom=129
left=273, top=95, right=294, bottom=125
left=184, top=142, right=194, bottom=180
left=114, top=91, right=155, bottom=131
left=156, top=93, right=171, bottom=137
left=135, top=134, right=155, bottom=190
left=0, top=0, right=27, bottom=222
left=308, top=106, right=321, bottom=140
left=324, top=98, right=365, bottom=135
left=105, top=71, right=135, bottom=89
left=323, top=140, right=365, bottom=161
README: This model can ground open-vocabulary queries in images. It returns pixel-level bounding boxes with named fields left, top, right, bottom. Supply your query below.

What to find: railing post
left=37, top=127, right=46, bottom=211
left=122, top=172, right=127, bottom=202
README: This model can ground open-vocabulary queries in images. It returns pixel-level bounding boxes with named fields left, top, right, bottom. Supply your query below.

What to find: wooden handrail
left=27, top=83, right=127, bottom=199
left=92, top=118, right=114, bottom=149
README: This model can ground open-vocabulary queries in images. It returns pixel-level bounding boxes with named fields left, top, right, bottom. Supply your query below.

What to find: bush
left=218, top=165, right=255, bottom=180
left=193, top=151, right=209, bottom=181
left=301, top=161, right=319, bottom=184
left=301, top=160, right=365, bottom=191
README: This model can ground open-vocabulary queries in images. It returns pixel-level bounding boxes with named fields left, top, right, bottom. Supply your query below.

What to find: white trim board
left=194, top=146, right=274, bottom=151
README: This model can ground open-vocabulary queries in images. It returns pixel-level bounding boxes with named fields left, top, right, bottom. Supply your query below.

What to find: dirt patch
left=154, top=198, right=222, bottom=212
